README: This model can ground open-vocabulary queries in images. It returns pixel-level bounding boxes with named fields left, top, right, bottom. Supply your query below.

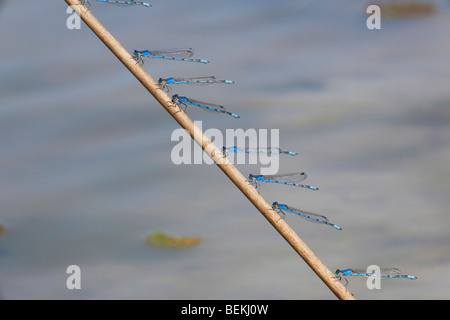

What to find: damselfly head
left=133, top=51, right=144, bottom=65
left=248, top=175, right=259, bottom=189
left=158, top=78, right=170, bottom=92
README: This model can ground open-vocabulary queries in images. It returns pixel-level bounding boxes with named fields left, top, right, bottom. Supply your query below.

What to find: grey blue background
left=0, top=0, right=449, bottom=299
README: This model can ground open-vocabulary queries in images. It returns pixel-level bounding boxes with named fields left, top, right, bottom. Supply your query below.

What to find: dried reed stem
left=65, top=0, right=355, bottom=300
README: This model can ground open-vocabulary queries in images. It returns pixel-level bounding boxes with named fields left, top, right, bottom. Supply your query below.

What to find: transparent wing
left=263, top=172, right=308, bottom=183
left=173, top=76, right=217, bottom=86
left=149, top=48, right=194, bottom=59
left=184, top=97, right=226, bottom=110
left=95, top=0, right=136, bottom=6
left=283, top=205, right=330, bottom=224
left=234, top=147, right=284, bottom=154
left=348, top=268, right=402, bottom=276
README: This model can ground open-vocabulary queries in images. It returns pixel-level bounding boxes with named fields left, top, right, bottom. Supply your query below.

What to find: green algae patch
left=376, top=1, right=436, bottom=18
left=146, top=232, right=202, bottom=249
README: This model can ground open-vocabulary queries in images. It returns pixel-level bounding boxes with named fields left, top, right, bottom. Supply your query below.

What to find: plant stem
left=64, top=0, right=355, bottom=300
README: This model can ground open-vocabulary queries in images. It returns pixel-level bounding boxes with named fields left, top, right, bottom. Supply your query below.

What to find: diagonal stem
left=64, top=0, right=355, bottom=300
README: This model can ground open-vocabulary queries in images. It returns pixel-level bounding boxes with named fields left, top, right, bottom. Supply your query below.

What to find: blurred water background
left=0, top=0, right=449, bottom=299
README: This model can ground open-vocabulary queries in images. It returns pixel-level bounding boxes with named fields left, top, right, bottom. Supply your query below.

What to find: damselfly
left=133, top=49, right=209, bottom=65
left=158, top=76, right=234, bottom=92
left=82, top=0, right=151, bottom=7
left=172, top=94, right=239, bottom=119
left=272, top=202, right=342, bottom=230
left=223, top=146, right=297, bottom=156
left=335, top=268, right=417, bottom=286
left=248, top=173, right=318, bottom=190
